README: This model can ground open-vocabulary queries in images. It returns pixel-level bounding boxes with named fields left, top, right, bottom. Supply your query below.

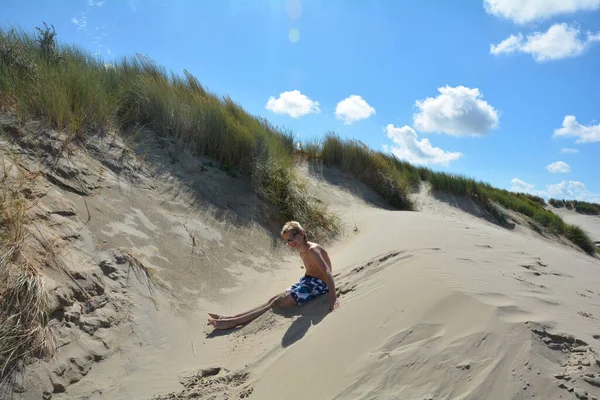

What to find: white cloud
left=490, top=34, right=523, bottom=55
left=510, top=178, right=542, bottom=195
left=71, top=14, right=88, bottom=31
left=554, top=115, right=600, bottom=143
left=90, top=25, right=111, bottom=57
left=510, top=178, right=600, bottom=202
left=491, top=23, right=600, bottom=62
left=88, top=0, right=106, bottom=6
left=413, top=85, right=499, bottom=136
left=484, top=0, right=600, bottom=24
left=128, top=0, right=138, bottom=12
left=383, top=124, right=462, bottom=166
left=548, top=180, right=587, bottom=198
left=265, top=90, right=320, bottom=118
left=334, top=95, right=375, bottom=125
left=560, top=148, right=580, bottom=153
left=546, top=161, right=571, bottom=173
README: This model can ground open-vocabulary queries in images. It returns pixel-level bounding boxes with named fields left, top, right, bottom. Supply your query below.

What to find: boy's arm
left=309, top=248, right=338, bottom=311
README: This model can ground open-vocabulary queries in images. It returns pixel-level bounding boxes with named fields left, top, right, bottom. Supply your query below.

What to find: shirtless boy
left=208, top=221, right=338, bottom=330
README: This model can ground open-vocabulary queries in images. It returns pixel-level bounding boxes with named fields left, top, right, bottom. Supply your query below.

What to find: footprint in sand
left=517, top=259, right=570, bottom=279
left=152, top=367, right=252, bottom=399
left=578, top=311, right=594, bottom=319
left=531, top=326, right=600, bottom=397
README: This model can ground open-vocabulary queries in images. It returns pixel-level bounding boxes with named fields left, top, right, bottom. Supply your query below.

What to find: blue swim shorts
left=286, top=275, right=329, bottom=305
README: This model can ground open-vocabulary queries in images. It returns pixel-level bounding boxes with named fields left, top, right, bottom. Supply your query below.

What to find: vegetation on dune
left=300, top=137, right=595, bottom=256
left=562, top=224, right=596, bottom=256
left=0, top=22, right=339, bottom=379
left=0, top=21, right=596, bottom=261
left=318, top=133, right=416, bottom=210
left=424, top=173, right=595, bottom=255
left=549, top=198, right=600, bottom=215
left=0, top=154, right=53, bottom=379
left=0, top=23, right=339, bottom=240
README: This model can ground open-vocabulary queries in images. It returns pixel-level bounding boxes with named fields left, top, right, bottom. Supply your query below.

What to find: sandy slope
left=2, top=115, right=600, bottom=400
left=152, top=175, right=600, bottom=400
left=248, top=208, right=600, bottom=399
left=148, top=171, right=600, bottom=400
left=550, top=206, right=600, bottom=243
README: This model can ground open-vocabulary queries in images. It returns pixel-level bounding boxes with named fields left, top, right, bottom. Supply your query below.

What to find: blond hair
left=281, top=220, right=306, bottom=239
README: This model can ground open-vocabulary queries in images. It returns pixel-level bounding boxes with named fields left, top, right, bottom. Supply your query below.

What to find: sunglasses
left=284, top=231, right=300, bottom=244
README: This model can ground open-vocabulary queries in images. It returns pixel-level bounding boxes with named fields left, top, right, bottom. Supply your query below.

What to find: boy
left=208, top=221, right=338, bottom=330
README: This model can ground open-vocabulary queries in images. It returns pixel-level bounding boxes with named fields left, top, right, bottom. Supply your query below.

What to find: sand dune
left=2, top=115, right=600, bottom=400
left=550, top=206, right=600, bottom=243
left=246, top=208, right=600, bottom=399
left=153, top=178, right=600, bottom=399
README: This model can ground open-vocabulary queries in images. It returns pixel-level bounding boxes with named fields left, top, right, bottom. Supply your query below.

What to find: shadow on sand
left=275, top=297, right=330, bottom=347
left=205, top=296, right=331, bottom=346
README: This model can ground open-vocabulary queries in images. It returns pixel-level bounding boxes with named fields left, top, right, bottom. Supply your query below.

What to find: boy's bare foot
left=208, top=318, right=240, bottom=330
left=208, top=313, right=225, bottom=319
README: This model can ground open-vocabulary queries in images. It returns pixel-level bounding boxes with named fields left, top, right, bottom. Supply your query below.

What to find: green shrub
left=549, top=198, right=564, bottom=208
left=549, top=198, right=599, bottom=215
left=563, top=225, right=596, bottom=255
left=252, top=137, right=339, bottom=240
left=574, top=202, right=600, bottom=215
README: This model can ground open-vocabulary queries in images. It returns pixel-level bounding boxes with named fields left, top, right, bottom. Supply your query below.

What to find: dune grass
left=300, top=133, right=416, bottom=210
left=0, top=23, right=339, bottom=240
left=424, top=173, right=595, bottom=255
left=0, top=22, right=595, bottom=254
left=0, top=153, right=53, bottom=380
left=549, top=198, right=600, bottom=215
left=300, top=136, right=595, bottom=256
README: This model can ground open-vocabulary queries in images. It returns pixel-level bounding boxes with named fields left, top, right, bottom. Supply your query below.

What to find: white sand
left=249, top=207, right=600, bottom=399
left=3, top=115, right=600, bottom=400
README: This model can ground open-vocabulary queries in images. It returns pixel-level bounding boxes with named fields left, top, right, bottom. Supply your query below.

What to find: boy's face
left=283, top=230, right=304, bottom=249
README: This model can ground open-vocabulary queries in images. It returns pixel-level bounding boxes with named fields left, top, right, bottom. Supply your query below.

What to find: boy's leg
left=208, top=293, right=286, bottom=320
left=209, top=293, right=296, bottom=330
left=272, top=293, right=296, bottom=308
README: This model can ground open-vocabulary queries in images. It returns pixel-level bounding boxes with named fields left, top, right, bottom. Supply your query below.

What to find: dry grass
left=0, top=266, right=53, bottom=376
left=120, top=248, right=177, bottom=308
left=0, top=151, right=53, bottom=381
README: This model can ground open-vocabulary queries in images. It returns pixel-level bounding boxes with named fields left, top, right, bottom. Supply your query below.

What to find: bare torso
left=299, top=242, right=332, bottom=282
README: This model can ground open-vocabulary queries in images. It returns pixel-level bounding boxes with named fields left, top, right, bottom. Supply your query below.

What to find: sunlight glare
left=289, top=28, right=300, bottom=43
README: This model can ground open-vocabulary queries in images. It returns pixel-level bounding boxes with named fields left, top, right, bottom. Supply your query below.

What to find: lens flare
left=289, top=28, right=300, bottom=43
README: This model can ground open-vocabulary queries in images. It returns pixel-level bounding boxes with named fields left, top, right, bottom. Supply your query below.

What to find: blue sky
left=3, top=0, right=600, bottom=202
